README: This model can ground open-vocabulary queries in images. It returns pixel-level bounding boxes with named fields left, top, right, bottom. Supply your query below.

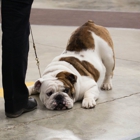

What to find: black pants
left=1, top=0, right=33, bottom=113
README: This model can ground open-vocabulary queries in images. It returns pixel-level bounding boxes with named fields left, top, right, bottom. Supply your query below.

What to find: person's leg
left=1, top=0, right=37, bottom=117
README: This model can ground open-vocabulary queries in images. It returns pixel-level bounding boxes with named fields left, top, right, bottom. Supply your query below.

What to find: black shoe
left=5, top=97, right=37, bottom=118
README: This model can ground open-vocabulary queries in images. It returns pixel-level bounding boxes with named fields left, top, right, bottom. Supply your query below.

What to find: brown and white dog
left=28, top=20, right=115, bottom=110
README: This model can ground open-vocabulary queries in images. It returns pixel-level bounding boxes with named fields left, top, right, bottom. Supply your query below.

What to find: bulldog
left=28, top=20, right=115, bottom=110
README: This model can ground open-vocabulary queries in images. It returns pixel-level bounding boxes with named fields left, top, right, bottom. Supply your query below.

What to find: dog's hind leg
left=101, top=48, right=115, bottom=90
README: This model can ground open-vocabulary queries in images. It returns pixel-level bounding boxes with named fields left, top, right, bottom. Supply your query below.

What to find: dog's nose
left=55, top=94, right=64, bottom=101
left=54, top=95, right=67, bottom=110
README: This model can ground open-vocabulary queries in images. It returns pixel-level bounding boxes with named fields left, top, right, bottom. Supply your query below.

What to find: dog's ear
left=34, top=78, right=44, bottom=92
left=56, top=71, right=77, bottom=84
left=66, top=73, right=77, bottom=84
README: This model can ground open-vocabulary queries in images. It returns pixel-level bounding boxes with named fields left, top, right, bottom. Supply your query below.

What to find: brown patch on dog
left=66, top=24, right=95, bottom=52
left=59, top=57, right=100, bottom=82
left=66, top=20, right=114, bottom=52
left=56, top=71, right=77, bottom=99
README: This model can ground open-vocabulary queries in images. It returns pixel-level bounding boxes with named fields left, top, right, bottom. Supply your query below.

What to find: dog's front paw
left=82, top=98, right=96, bottom=109
left=101, top=82, right=112, bottom=90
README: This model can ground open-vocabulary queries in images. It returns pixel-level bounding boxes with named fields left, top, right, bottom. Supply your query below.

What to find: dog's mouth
left=53, top=101, right=69, bottom=110
left=52, top=95, right=70, bottom=110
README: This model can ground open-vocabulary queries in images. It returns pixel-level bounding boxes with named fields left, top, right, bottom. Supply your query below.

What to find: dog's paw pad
left=101, top=83, right=112, bottom=90
left=82, top=98, right=96, bottom=109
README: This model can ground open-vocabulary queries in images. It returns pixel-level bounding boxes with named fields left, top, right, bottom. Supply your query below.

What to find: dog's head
left=34, top=71, right=77, bottom=110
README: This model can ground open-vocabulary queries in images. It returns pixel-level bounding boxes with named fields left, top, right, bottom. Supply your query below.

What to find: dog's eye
left=47, top=91, right=53, bottom=96
left=63, top=88, right=69, bottom=93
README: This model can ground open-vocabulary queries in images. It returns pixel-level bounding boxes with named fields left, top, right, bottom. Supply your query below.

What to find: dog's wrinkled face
left=34, top=71, right=77, bottom=110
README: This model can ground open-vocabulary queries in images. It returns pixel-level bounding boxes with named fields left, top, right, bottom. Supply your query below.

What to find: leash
left=30, top=25, right=41, bottom=78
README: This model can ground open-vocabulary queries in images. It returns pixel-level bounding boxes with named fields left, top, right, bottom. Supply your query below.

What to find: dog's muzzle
left=54, top=94, right=68, bottom=110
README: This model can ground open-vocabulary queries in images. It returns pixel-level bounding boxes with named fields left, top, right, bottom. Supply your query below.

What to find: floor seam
left=98, top=92, right=140, bottom=105
left=1, top=92, right=140, bottom=131
left=0, top=111, right=73, bottom=131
